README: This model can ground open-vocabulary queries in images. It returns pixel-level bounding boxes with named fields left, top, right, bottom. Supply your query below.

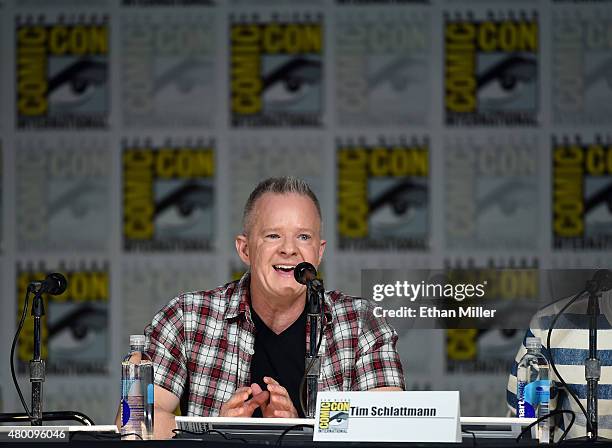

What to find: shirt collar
left=225, top=271, right=334, bottom=324
left=225, top=271, right=252, bottom=321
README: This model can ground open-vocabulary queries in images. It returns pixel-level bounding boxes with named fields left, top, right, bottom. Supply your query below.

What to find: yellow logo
left=318, top=401, right=350, bottom=433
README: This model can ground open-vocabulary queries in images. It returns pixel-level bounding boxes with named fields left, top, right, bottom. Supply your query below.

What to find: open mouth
left=273, top=264, right=296, bottom=273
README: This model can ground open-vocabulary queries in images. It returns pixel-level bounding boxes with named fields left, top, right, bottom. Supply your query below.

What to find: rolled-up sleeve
left=352, top=300, right=406, bottom=391
left=144, top=295, right=188, bottom=400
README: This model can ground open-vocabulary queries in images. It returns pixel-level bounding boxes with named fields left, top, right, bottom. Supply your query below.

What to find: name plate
left=313, top=391, right=461, bottom=443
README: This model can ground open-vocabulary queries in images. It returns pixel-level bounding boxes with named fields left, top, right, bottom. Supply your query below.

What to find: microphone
left=294, top=262, right=318, bottom=285
left=586, top=269, right=612, bottom=295
left=294, top=261, right=325, bottom=419
left=29, top=273, right=68, bottom=295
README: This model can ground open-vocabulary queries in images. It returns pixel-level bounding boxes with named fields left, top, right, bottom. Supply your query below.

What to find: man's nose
left=279, top=237, right=297, bottom=255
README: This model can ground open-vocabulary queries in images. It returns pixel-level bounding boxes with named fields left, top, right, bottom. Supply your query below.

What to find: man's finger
left=251, top=383, right=263, bottom=395
left=263, top=376, right=280, bottom=386
left=269, top=393, right=294, bottom=410
left=250, top=390, right=270, bottom=408
left=220, top=387, right=252, bottom=416
left=243, top=399, right=261, bottom=415
left=273, top=409, right=298, bottom=418
left=225, top=387, right=252, bottom=408
left=267, top=383, right=289, bottom=397
left=226, top=407, right=249, bottom=417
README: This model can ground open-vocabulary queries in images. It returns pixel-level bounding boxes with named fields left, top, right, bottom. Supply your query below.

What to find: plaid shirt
left=144, top=273, right=405, bottom=416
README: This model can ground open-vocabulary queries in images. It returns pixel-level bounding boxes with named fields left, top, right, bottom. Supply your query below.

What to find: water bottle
left=517, top=336, right=553, bottom=444
left=121, top=335, right=154, bottom=440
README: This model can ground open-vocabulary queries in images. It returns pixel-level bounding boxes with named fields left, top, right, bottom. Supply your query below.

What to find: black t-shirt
left=249, top=304, right=306, bottom=418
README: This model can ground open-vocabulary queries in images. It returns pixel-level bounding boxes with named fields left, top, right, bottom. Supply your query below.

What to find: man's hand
left=258, top=377, right=299, bottom=418
left=219, top=386, right=270, bottom=417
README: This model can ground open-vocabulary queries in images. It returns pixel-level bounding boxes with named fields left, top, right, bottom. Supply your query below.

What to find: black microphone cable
left=10, top=286, right=35, bottom=420
left=515, top=409, right=576, bottom=444
left=546, top=288, right=592, bottom=439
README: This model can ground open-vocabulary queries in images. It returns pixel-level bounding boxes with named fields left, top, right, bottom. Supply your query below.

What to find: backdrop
left=1, top=0, right=611, bottom=425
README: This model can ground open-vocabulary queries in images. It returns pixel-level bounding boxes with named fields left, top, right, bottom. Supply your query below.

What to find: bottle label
left=121, top=395, right=144, bottom=429
left=517, top=379, right=550, bottom=418
left=121, top=377, right=144, bottom=431
left=147, top=383, right=154, bottom=405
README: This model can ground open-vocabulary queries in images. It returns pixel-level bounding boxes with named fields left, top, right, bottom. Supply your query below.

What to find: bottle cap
left=130, top=334, right=146, bottom=347
left=525, top=337, right=541, bottom=349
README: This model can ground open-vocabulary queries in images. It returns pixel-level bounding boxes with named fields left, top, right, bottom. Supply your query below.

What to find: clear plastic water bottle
left=121, top=335, right=154, bottom=440
left=517, top=336, right=552, bottom=444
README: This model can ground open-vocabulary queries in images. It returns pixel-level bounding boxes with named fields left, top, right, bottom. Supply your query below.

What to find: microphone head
left=593, top=269, right=612, bottom=293
left=44, top=273, right=68, bottom=295
left=294, top=262, right=317, bottom=285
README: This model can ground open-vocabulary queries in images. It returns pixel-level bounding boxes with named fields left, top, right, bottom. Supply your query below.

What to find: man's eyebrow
left=259, top=227, right=316, bottom=233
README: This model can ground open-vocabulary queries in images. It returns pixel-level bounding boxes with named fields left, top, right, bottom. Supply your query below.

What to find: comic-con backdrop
left=1, top=0, right=611, bottom=425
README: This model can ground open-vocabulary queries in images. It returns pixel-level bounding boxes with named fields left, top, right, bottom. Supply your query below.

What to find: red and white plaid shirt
left=144, top=273, right=405, bottom=416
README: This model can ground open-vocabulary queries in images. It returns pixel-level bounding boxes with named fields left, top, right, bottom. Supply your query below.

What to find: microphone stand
left=29, top=286, right=46, bottom=426
left=305, top=279, right=324, bottom=418
left=585, top=282, right=602, bottom=440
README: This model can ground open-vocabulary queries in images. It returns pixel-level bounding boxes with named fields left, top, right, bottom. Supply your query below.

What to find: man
left=139, top=177, right=405, bottom=439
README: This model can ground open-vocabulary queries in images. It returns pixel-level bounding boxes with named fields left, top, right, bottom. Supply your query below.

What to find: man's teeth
left=273, top=265, right=295, bottom=272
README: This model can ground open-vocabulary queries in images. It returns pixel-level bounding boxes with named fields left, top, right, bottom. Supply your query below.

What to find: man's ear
left=318, top=239, right=326, bottom=265
left=235, top=234, right=250, bottom=265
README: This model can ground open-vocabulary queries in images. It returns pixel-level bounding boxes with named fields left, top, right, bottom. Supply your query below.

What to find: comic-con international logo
left=445, top=136, right=538, bottom=250
left=230, top=13, right=323, bottom=127
left=318, top=401, right=350, bottom=433
left=444, top=11, right=538, bottom=126
left=16, top=141, right=110, bottom=252
left=444, top=264, right=538, bottom=374
left=16, top=262, right=110, bottom=375
left=335, top=11, right=430, bottom=126
left=122, top=140, right=215, bottom=251
left=337, top=137, right=429, bottom=250
left=16, top=15, right=109, bottom=129
left=121, top=14, right=215, bottom=127
left=553, top=136, right=612, bottom=250
left=552, top=10, right=612, bottom=125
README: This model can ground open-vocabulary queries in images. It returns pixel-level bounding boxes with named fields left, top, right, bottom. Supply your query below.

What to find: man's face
left=235, top=193, right=326, bottom=304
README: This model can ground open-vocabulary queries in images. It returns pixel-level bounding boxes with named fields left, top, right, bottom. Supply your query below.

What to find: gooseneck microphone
left=294, top=261, right=318, bottom=285
left=26, top=272, right=67, bottom=426
left=586, top=269, right=612, bottom=295
left=29, top=273, right=68, bottom=296
left=294, top=261, right=324, bottom=419
left=294, top=262, right=324, bottom=300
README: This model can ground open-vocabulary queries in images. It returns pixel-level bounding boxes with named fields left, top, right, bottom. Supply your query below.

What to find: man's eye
left=298, top=234, right=311, bottom=241
left=266, top=234, right=280, bottom=239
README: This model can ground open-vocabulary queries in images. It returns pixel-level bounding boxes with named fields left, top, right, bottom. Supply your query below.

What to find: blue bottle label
left=147, top=384, right=154, bottom=405
left=518, top=379, right=550, bottom=418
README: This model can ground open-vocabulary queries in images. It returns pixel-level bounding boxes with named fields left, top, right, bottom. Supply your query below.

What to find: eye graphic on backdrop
left=585, top=181, right=612, bottom=214
left=154, top=182, right=213, bottom=234
left=48, top=304, right=107, bottom=353
left=48, top=181, right=106, bottom=220
left=155, top=182, right=213, bottom=217
left=369, top=180, right=428, bottom=219
left=476, top=328, right=524, bottom=361
left=368, top=57, right=421, bottom=92
left=48, top=59, right=107, bottom=109
left=262, top=57, right=321, bottom=106
left=153, top=59, right=208, bottom=95
left=477, top=55, right=536, bottom=106
left=475, top=180, right=534, bottom=217
left=585, top=57, right=612, bottom=91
